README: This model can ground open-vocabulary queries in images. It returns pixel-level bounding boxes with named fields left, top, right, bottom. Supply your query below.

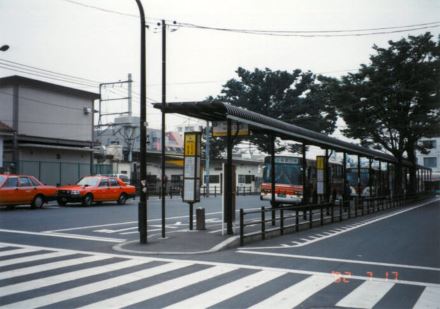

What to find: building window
left=422, top=140, right=436, bottom=149
left=423, top=157, right=437, bottom=168
left=238, top=175, right=254, bottom=184
left=204, top=175, right=220, bottom=184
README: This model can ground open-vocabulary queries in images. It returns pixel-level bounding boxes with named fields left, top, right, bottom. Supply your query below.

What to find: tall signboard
left=183, top=132, right=201, bottom=229
left=316, top=156, right=325, bottom=195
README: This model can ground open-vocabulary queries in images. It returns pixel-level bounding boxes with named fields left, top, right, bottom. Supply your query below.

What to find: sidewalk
left=113, top=227, right=240, bottom=255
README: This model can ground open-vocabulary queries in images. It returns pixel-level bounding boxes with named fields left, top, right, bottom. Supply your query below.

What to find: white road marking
left=0, top=251, right=73, bottom=267
left=164, top=270, right=284, bottom=309
left=78, top=265, right=237, bottom=309
left=336, top=280, right=394, bottom=308
left=413, top=286, right=440, bottom=309
left=0, top=259, right=147, bottom=297
left=0, top=247, right=35, bottom=257
left=5, top=262, right=193, bottom=309
left=238, top=250, right=440, bottom=272
left=42, top=210, right=228, bottom=233
left=250, top=275, right=335, bottom=309
left=243, top=199, right=438, bottom=249
left=0, top=255, right=106, bottom=279
left=1, top=242, right=439, bottom=289
left=0, top=229, right=125, bottom=243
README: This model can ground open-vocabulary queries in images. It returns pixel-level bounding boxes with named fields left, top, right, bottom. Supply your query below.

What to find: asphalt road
left=0, top=195, right=439, bottom=308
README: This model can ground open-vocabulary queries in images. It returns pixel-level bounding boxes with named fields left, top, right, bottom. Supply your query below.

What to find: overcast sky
left=1, top=0, right=439, bottom=132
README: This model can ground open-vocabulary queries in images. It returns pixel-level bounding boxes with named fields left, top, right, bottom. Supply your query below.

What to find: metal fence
left=239, top=193, right=433, bottom=246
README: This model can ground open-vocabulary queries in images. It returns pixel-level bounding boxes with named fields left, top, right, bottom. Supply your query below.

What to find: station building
left=0, top=75, right=99, bottom=185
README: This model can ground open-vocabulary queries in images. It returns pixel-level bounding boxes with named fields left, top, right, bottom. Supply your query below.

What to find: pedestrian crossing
left=0, top=243, right=439, bottom=309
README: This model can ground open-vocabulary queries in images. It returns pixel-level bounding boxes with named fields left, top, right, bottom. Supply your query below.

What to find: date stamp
left=331, top=271, right=399, bottom=283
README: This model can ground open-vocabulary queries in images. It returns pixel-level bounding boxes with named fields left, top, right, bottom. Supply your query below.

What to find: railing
left=239, top=193, right=433, bottom=246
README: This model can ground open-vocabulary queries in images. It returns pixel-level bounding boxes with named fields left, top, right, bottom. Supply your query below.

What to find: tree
left=335, top=32, right=440, bottom=193
left=217, top=67, right=337, bottom=153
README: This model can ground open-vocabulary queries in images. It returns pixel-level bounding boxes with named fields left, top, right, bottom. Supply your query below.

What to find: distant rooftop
left=0, top=75, right=99, bottom=99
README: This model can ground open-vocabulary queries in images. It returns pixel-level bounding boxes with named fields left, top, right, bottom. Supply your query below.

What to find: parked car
left=102, top=174, right=130, bottom=184
left=57, top=176, right=136, bottom=206
left=0, top=174, right=57, bottom=208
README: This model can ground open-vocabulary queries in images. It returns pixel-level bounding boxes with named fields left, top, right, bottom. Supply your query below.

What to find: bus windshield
left=263, top=163, right=302, bottom=185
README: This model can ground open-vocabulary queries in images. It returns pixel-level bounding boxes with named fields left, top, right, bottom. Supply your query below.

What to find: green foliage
left=214, top=67, right=337, bottom=153
left=336, top=32, right=440, bottom=161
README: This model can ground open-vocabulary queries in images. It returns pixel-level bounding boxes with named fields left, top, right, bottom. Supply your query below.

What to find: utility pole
left=128, top=73, right=132, bottom=117
left=161, top=19, right=167, bottom=238
left=135, top=0, right=148, bottom=244
left=205, top=121, right=210, bottom=197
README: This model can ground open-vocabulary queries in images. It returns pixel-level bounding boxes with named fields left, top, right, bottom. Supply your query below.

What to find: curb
left=112, top=235, right=240, bottom=255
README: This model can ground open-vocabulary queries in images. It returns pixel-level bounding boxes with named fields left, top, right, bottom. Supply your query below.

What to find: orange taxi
left=0, top=174, right=57, bottom=208
left=57, top=175, right=136, bottom=206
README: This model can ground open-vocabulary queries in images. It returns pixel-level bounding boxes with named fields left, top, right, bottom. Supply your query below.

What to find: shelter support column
left=302, top=143, right=307, bottom=204
left=368, top=158, right=372, bottom=198
left=325, top=149, right=330, bottom=203
left=343, top=152, right=348, bottom=207
left=378, top=160, right=382, bottom=196
left=226, top=119, right=233, bottom=235
left=270, top=135, right=276, bottom=225
left=357, top=155, right=361, bottom=202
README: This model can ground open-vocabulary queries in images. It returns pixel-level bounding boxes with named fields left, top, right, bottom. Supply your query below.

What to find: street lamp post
left=134, top=0, right=148, bottom=244
left=161, top=19, right=167, bottom=239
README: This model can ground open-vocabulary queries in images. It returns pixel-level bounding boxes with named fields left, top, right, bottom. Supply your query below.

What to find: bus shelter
left=153, top=101, right=431, bottom=235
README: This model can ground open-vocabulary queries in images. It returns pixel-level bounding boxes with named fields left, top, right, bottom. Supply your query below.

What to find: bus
left=260, top=155, right=344, bottom=205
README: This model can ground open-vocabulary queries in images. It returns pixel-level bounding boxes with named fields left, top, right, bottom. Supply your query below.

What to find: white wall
left=18, top=85, right=93, bottom=141
left=0, top=137, right=3, bottom=168
left=0, top=86, right=13, bottom=128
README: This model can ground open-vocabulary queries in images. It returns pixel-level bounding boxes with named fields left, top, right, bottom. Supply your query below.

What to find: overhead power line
left=0, top=63, right=98, bottom=89
left=61, top=0, right=440, bottom=37
left=0, top=59, right=101, bottom=85
left=62, top=0, right=160, bottom=25
left=179, top=21, right=440, bottom=37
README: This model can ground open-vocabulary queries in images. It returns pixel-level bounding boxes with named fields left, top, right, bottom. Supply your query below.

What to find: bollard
left=320, top=205, right=324, bottom=226
left=240, top=209, right=244, bottom=246
left=196, top=208, right=206, bottom=230
left=261, top=206, right=266, bottom=240
left=280, top=209, right=284, bottom=235
left=295, top=209, right=299, bottom=232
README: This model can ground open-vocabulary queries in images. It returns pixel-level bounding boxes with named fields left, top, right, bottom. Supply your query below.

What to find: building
left=0, top=75, right=99, bottom=185
left=416, top=137, right=440, bottom=189
left=0, top=121, right=14, bottom=172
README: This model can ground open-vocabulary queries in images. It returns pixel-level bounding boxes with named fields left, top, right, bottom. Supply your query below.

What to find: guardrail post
left=320, top=205, right=324, bottom=226
left=348, top=200, right=351, bottom=219
left=331, top=202, right=334, bottom=223
left=261, top=206, right=266, bottom=240
left=340, top=201, right=343, bottom=221
left=295, top=209, right=299, bottom=232
left=272, top=207, right=276, bottom=226
left=280, top=208, right=284, bottom=235
left=354, top=199, right=358, bottom=217
left=309, top=206, right=313, bottom=229
left=240, top=208, right=244, bottom=246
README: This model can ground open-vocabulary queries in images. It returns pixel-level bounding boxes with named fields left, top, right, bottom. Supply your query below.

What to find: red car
left=57, top=176, right=136, bottom=206
left=0, top=174, right=57, bottom=208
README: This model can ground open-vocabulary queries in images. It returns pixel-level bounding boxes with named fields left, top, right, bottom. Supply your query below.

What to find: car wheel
left=57, top=198, right=67, bottom=206
left=82, top=194, right=93, bottom=207
left=117, top=193, right=127, bottom=205
left=31, top=195, right=45, bottom=209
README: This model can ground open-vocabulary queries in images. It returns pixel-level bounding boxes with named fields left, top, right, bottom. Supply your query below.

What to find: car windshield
left=0, top=176, right=5, bottom=185
left=76, top=177, right=100, bottom=187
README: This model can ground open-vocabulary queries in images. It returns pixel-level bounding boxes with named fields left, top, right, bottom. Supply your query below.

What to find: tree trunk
left=394, top=159, right=403, bottom=196
left=406, top=146, right=417, bottom=194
